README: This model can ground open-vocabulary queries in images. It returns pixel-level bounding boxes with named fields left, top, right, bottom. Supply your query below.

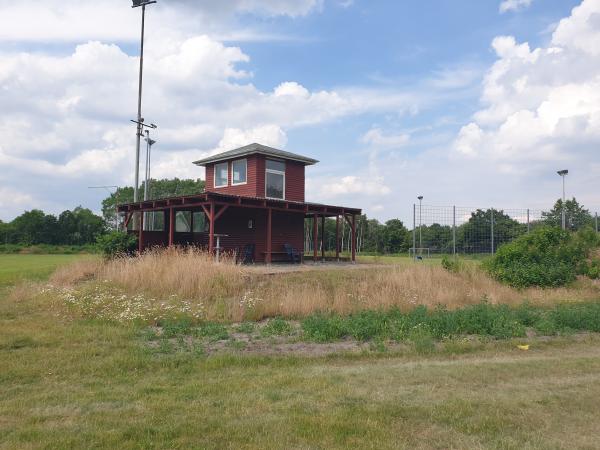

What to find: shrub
left=195, top=322, right=229, bottom=341
left=301, top=314, right=347, bottom=342
left=96, top=232, right=138, bottom=258
left=484, top=226, right=598, bottom=288
left=441, top=255, right=461, bottom=273
left=261, top=317, right=293, bottom=336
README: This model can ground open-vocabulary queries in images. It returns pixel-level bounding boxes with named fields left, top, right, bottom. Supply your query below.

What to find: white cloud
left=0, top=0, right=322, bottom=43
left=362, top=128, right=410, bottom=148
left=319, top=175, right=391, bottom=197
left=212, top=125, right=288, bottom=155
left=453, top=0, right=600, bottom=173
left=499, top=0, right=533, bottom=14
left=454, top=123, right=483, bottom=156
left=0, top=28, right=424, bottom=219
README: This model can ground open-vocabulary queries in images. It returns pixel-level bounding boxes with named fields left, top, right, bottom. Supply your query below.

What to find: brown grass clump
left=98, top=247, right=244, bottom=297
left=50, top=258, right=102, bottom=286
left=45, top=248, right=600, bottom=323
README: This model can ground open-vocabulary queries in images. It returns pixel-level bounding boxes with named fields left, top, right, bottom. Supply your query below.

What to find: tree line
left=0, top=207, right=105, bottom=246
left=2, top=175, right=596, bottom=254
left=1, top=178, right=205, bottom=246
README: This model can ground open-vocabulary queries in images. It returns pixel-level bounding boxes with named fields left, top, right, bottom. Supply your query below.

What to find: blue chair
left=283, top=243, right=301, bottom=263
left=242, top=244, right=255, bottom=264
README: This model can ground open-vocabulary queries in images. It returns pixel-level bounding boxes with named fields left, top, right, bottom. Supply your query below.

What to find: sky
left=1, top=0, right=599, bottom=225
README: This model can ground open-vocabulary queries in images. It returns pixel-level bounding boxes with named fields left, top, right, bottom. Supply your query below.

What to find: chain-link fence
left=411, top=205, right=600, bottom=257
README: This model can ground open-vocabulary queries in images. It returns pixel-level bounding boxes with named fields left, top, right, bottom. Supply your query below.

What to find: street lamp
left=557, top=169, right=568, bottom=230
left=142, top=130, right=156, bottom=231
left=417, top=195, right=423, bottom=249
left=144, top=130, right=157, bottom=202
left=131, top=0, right=157, bottom=204
left=88, top=185, right=119, bottom=230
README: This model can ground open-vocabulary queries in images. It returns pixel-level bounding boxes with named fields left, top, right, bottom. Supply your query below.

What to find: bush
left=484, top=226, right=598, bottom=288
left=441, top=255, right=461, bottom=273
left=301, top=314, right=347, bottom=342
left=96, top=232, right=138, bottom=258
left=261, top=317, right=293, bottom=336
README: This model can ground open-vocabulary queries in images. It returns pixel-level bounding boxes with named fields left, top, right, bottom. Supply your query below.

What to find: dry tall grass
left=98, top=247, right=246, bottom=299
left=47, top=248, right=600, bottom=322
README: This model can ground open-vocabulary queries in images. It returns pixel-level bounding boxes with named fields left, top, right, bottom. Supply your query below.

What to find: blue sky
left=0, top=0, right=598, bottom=224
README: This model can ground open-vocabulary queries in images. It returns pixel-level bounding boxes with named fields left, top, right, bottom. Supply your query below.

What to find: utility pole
left=557, top=169, right=568, bottom=230
left=144, top=130, right=156, bottom=202
left=452, top=205, right=456, bottom=258
left=131, top=0, right=157, bottom=204
left=417, top=196, right=423, bottom=250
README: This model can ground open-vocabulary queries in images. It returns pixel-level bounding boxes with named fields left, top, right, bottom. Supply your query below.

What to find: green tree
left=101, top=178, right=205, bottom=223
left=382, top=219, right=409, bottom=253
left=456, top=209, right=525, bottom=254
left=542, top=198, right=593, bottom=231
left=421, top=223, right=453, bottom=253
left=57, top=207, right=106, bottom=245
left=11, top=210, right=59, bottom=245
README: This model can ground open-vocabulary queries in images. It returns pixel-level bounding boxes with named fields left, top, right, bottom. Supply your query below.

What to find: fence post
left=412, top=203, right=416, bottom=260
left=452, top=205, right=456, bottom=258
left=490, top=209, right=495, bottom=254
left=527, top=209, right=530, bottom=233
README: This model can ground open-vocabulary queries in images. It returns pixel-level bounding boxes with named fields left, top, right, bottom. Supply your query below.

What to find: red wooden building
left=118, top=143, right=361, bottom=263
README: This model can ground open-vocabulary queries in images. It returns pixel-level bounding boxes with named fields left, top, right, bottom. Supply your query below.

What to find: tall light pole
left=557, top=169, right=568, bottom=230
left=143, top=130, right=157, bottom=232
left=417, top=195, right=423, bottom=249
left=88, top=185, right=119, bottom=230
left=131, top=0, right=157, bottom=204
left=144, top=130, right=157, bottom=202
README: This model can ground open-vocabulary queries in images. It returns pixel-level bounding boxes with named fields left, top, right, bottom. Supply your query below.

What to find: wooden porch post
left=208, top=202, right=215, bottom=253
left=321, top=215, right=325, bottom=261
left=266, top=208, right=272, bottom=264
left=351, top=214, right=356, bottom=263
left=168, top=208, right=175, bottom=246
left=335, top=215, right=340, bottom=261
left=313, top=213, right=318, bottom=262
left=138, top=212, right=144, bottom=254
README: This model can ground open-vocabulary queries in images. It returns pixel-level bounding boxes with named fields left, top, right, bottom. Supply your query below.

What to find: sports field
left=1, top=254, right=600, bottom=449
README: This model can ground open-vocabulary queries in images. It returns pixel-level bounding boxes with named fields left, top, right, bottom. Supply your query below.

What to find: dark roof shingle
left=193, top=143, right=319, bottom=166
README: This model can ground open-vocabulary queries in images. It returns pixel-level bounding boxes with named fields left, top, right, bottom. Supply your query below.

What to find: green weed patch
left=301, top=301, right=600, bottom=343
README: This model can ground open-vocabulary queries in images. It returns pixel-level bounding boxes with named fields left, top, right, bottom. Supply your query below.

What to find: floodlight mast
left=417, top=196, right=423, bottom=249
left=144, top=130, right=157, bottom=202
left=557, top=169, right=568, bottom=230
left=131, top=0, right=157, bottom=204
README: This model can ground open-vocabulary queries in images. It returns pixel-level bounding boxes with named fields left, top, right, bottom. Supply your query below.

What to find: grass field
left=2, top=254, right=600, bottom=449
left=0, top=254, right=95, bottom=287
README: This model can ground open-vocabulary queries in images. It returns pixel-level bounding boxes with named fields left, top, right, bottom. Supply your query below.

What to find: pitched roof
left=192, top=143, right=319, bottom=166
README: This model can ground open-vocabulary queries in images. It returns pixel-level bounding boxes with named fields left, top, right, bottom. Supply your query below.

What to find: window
left=146, top=211, right=164, bottom=231
left=266, top=159, right=285, bottom=172
left=265, top=159, right=285, bottom=199
left=214, top=162, right=228, bottom=187
left=175, top=211, right=191, bottom=232
left=232, top=159, right=247, bottom=185
left=193, top=212, right=208, bottom=232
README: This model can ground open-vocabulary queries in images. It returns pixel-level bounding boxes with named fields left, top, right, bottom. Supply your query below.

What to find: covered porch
left=118, top=192, right=361, bottom=263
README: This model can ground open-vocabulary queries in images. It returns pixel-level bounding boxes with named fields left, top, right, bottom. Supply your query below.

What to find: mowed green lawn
left=2, top=255, right=600, bottom=449
left=0, top=254, right=94, bottom=287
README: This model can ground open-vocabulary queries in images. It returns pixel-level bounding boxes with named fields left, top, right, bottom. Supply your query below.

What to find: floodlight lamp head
left=132, top=0, right=157, bottom=8
left=417, top=196, right=423, bottom=200
left=147, top=139, right=156, bottom=146
left=557, top=169, right=568, bottom=176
